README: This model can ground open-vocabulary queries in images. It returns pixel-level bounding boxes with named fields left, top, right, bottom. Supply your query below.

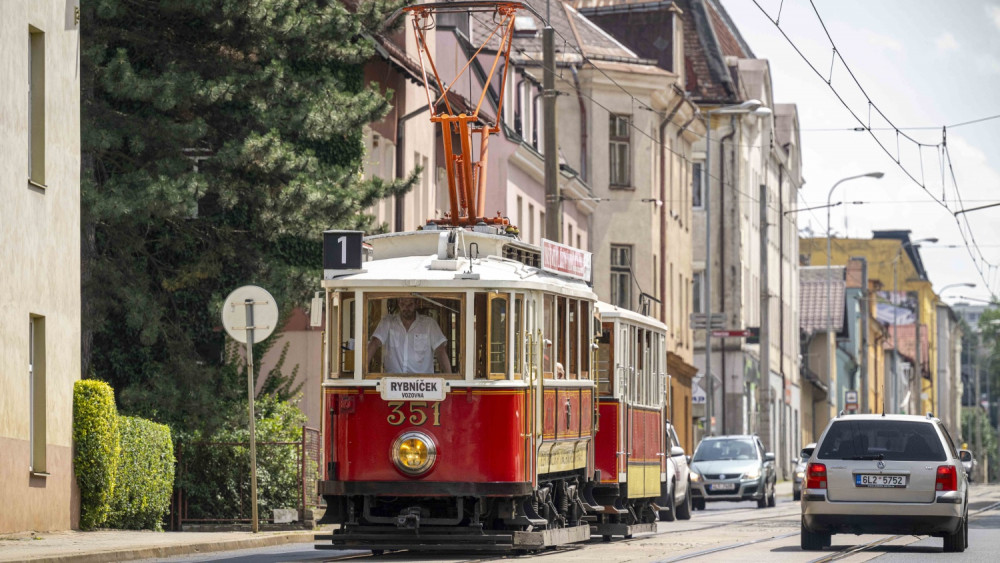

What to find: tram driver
left=366, top=296, right=452, bottom=374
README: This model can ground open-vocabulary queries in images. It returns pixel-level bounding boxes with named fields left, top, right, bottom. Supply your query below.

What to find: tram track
left=316, top=499, right=1000, bottom=563
left=315, top=503, right=802, bottom=562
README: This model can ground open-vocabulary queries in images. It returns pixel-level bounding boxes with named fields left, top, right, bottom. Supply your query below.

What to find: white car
left=801, top=414, right=969, bottom=552
left=658, top=421, right=692, bottom=521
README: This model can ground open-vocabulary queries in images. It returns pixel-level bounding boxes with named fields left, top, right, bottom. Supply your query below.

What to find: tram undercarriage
left=585, top=483, right=660, bottom=541
left=317, top=474, right=596, bottom=552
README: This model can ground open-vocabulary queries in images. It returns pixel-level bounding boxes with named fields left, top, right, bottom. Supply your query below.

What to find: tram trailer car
left=589, top=303, right=670, bottom=540
left=316, top=229, right=603, bottom=552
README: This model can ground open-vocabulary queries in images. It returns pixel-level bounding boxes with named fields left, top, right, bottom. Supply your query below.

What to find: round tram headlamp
left=391, top=431, right=437, bottom=476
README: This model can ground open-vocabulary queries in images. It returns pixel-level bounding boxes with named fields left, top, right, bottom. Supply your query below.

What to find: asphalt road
left=141, top=485, right=1000, bottom=563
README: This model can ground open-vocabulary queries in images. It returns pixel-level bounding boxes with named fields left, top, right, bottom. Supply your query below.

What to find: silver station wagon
left=800, top=414, right=969, bottom=552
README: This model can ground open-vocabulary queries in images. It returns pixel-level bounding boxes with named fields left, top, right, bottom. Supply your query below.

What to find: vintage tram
left=314, top=0, right=676, bottom=551
left=316, top=230, right=601, bottom=551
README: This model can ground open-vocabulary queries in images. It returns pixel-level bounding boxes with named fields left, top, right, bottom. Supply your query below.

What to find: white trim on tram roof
left=595, top=300, right=669, bottom=332
left=322, top=254, right=596, bottom=298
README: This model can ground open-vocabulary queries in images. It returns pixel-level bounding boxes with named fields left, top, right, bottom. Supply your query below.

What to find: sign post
left=222, top=285, right=278, bottom=533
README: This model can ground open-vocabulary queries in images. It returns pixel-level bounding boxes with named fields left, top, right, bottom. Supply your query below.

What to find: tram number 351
left=386, top=401, right=441, bottom=427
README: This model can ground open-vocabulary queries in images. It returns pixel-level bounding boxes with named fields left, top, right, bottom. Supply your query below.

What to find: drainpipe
left=395, top=104, right=431, bottom=232
left=658, top=93, right=686, bottom=323
left=719, top=117, right=737, bottom=433
left=570, top=65, right=588, bottom=183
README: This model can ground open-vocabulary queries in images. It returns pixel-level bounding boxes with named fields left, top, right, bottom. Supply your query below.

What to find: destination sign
left=540, top=238, right=592, bottom=282
left=380, top=378, right=446, bottom=401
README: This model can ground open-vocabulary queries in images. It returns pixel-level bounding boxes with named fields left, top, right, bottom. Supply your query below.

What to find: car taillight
left=806, top=462, right=827, bottom=489
left=936, top=465, right=958, bottom=491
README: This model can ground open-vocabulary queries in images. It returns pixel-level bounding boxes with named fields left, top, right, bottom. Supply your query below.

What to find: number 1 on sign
left=338, top=236, right=347, bottom=263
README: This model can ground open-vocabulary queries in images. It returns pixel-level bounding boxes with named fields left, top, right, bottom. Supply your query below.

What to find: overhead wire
left=749, top=0, right=999, bottom=298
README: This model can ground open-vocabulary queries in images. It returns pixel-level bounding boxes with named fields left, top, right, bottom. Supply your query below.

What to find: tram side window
left=645, top=329, right=653, bottom=406
left=513, top=296, right=524, bottom=379
left=364, top=293, right=462, bottom=376
left=557, top=297, right=569, bottom=379
left=474, top=292, right=509, bottom=379
left=568, top=300, right=579, bottom=379
left=597, top=323, right=613, bottom=395
left=623, top=326, right=633, bottom=401
left=578, top=301, right=591, bottom=379
left=543, top=294, right=555, bottom=378
left=336, top=292, right=355, bottom=378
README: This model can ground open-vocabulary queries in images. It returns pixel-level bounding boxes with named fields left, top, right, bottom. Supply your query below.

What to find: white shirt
left=371, top=314, right=447, bottom=374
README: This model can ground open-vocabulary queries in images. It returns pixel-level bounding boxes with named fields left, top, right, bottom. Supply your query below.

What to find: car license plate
left=710, top=483, right=736, bottom=491
left=855, top=474, right=907, bottom=488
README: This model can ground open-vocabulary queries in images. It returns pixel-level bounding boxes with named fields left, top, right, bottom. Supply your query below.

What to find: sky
left=720, top=0, right=1000, bottom=306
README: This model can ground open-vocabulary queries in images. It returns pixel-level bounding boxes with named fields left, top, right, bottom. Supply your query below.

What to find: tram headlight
left=391, top=431, right=437, bottom=476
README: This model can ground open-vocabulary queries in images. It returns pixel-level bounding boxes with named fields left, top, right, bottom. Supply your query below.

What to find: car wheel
left=800, top=522, right=829, bottom=551
left=767, top=482, right=776, bottom=507
left=962, top=514, right=969, bottom=548
left=944, top=513, right=967, bottom=553
left=756, top=491, right=767, bottom=508
left=659, top=484, right=676, bottom=522
left=793, top=488, right=801, bottom=501
left=676, top=484, right=693, bottom=520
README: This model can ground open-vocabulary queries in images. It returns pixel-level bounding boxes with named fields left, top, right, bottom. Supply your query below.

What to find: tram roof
left=323, top=253, right=596, bottom=299
left=595, top=301, right=669, bottom=332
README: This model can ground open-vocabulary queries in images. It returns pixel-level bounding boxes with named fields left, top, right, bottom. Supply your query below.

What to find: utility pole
left=759, top=182, right=772, bottom=456
left=914, top=302, right=923, bottom=415
left=543, top=2, right=561, bottom=242
left=974, top=334, right=983, bottom=481
left=857, top=258, right=870, bottom=413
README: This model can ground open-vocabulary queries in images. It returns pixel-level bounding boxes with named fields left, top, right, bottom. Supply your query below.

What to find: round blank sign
left=221, top=285, right=279, bottom=344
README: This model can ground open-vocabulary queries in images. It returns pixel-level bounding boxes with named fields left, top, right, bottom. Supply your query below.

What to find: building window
left=693, top=272, right=704, bottom=314
left=30, top=315, right=47, bottom=474
left=610, top=245, right=632, bottom=309
left=691, top=162, right=703, bottom=208
left=29, top=27, right=46, bottom=187
left=609, top=114, right=631, bottom=187
left=528, top=203, right=535, bottom=244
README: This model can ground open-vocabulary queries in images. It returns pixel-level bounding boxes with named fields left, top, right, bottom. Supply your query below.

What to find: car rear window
left=818, top=420, right=946, bottom=462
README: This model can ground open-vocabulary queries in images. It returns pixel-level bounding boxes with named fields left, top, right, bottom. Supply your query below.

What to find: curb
left=12, top=531, right=316, bottom=563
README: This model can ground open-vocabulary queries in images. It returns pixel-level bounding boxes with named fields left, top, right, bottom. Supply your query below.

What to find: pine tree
left=80, top=0, right=414, bottom=429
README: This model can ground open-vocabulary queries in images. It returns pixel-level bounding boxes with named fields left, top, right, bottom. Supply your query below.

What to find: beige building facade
left=1, top=0, right=82, bottom=532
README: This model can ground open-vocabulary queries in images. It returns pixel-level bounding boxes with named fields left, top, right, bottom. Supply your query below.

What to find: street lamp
left=700, top=99, right=771, bottom=436
left=938, top=283, right=976, bottom=296
left=823, top=173, right=882, bottom=416
left=891, top=237, right=938, bottom=414
left=825, top=173, right=883, bottom=332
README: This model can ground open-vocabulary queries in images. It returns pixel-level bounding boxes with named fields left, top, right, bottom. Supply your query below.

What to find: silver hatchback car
left=801, top=414, right=969, bottom=552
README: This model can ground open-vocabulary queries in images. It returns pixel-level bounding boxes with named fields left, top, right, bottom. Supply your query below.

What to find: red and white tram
left=316, top=230, right=600, bottom=551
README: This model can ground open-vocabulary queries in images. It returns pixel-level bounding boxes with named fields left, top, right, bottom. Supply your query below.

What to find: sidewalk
left=0, top=529, right=317, bottom=563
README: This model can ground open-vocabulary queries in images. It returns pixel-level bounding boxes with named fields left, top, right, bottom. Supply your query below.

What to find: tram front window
left=365, top=293, right=461, bottom=376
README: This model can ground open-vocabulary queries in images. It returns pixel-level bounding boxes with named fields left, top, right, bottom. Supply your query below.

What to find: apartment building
left=0, top=1, right=82, bottom=532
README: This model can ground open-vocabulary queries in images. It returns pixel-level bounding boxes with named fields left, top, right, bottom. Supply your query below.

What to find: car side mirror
left=764, top=452, right=775, bottom=462
left=670, top=445, right=685, bottom=457
left=959, top=449, right=974, bottom=462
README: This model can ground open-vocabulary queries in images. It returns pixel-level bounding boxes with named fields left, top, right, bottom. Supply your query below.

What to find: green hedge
left=73, top=380, right=120, bottom=530
left=106, top=416, right=176, bottom=530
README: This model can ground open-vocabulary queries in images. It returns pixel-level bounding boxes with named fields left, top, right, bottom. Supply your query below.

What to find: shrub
left=177, top=394, right=308, bottom=522
left=106, top=416, right=176, bottom=530
left=73, top=380, right=120, bottom=530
